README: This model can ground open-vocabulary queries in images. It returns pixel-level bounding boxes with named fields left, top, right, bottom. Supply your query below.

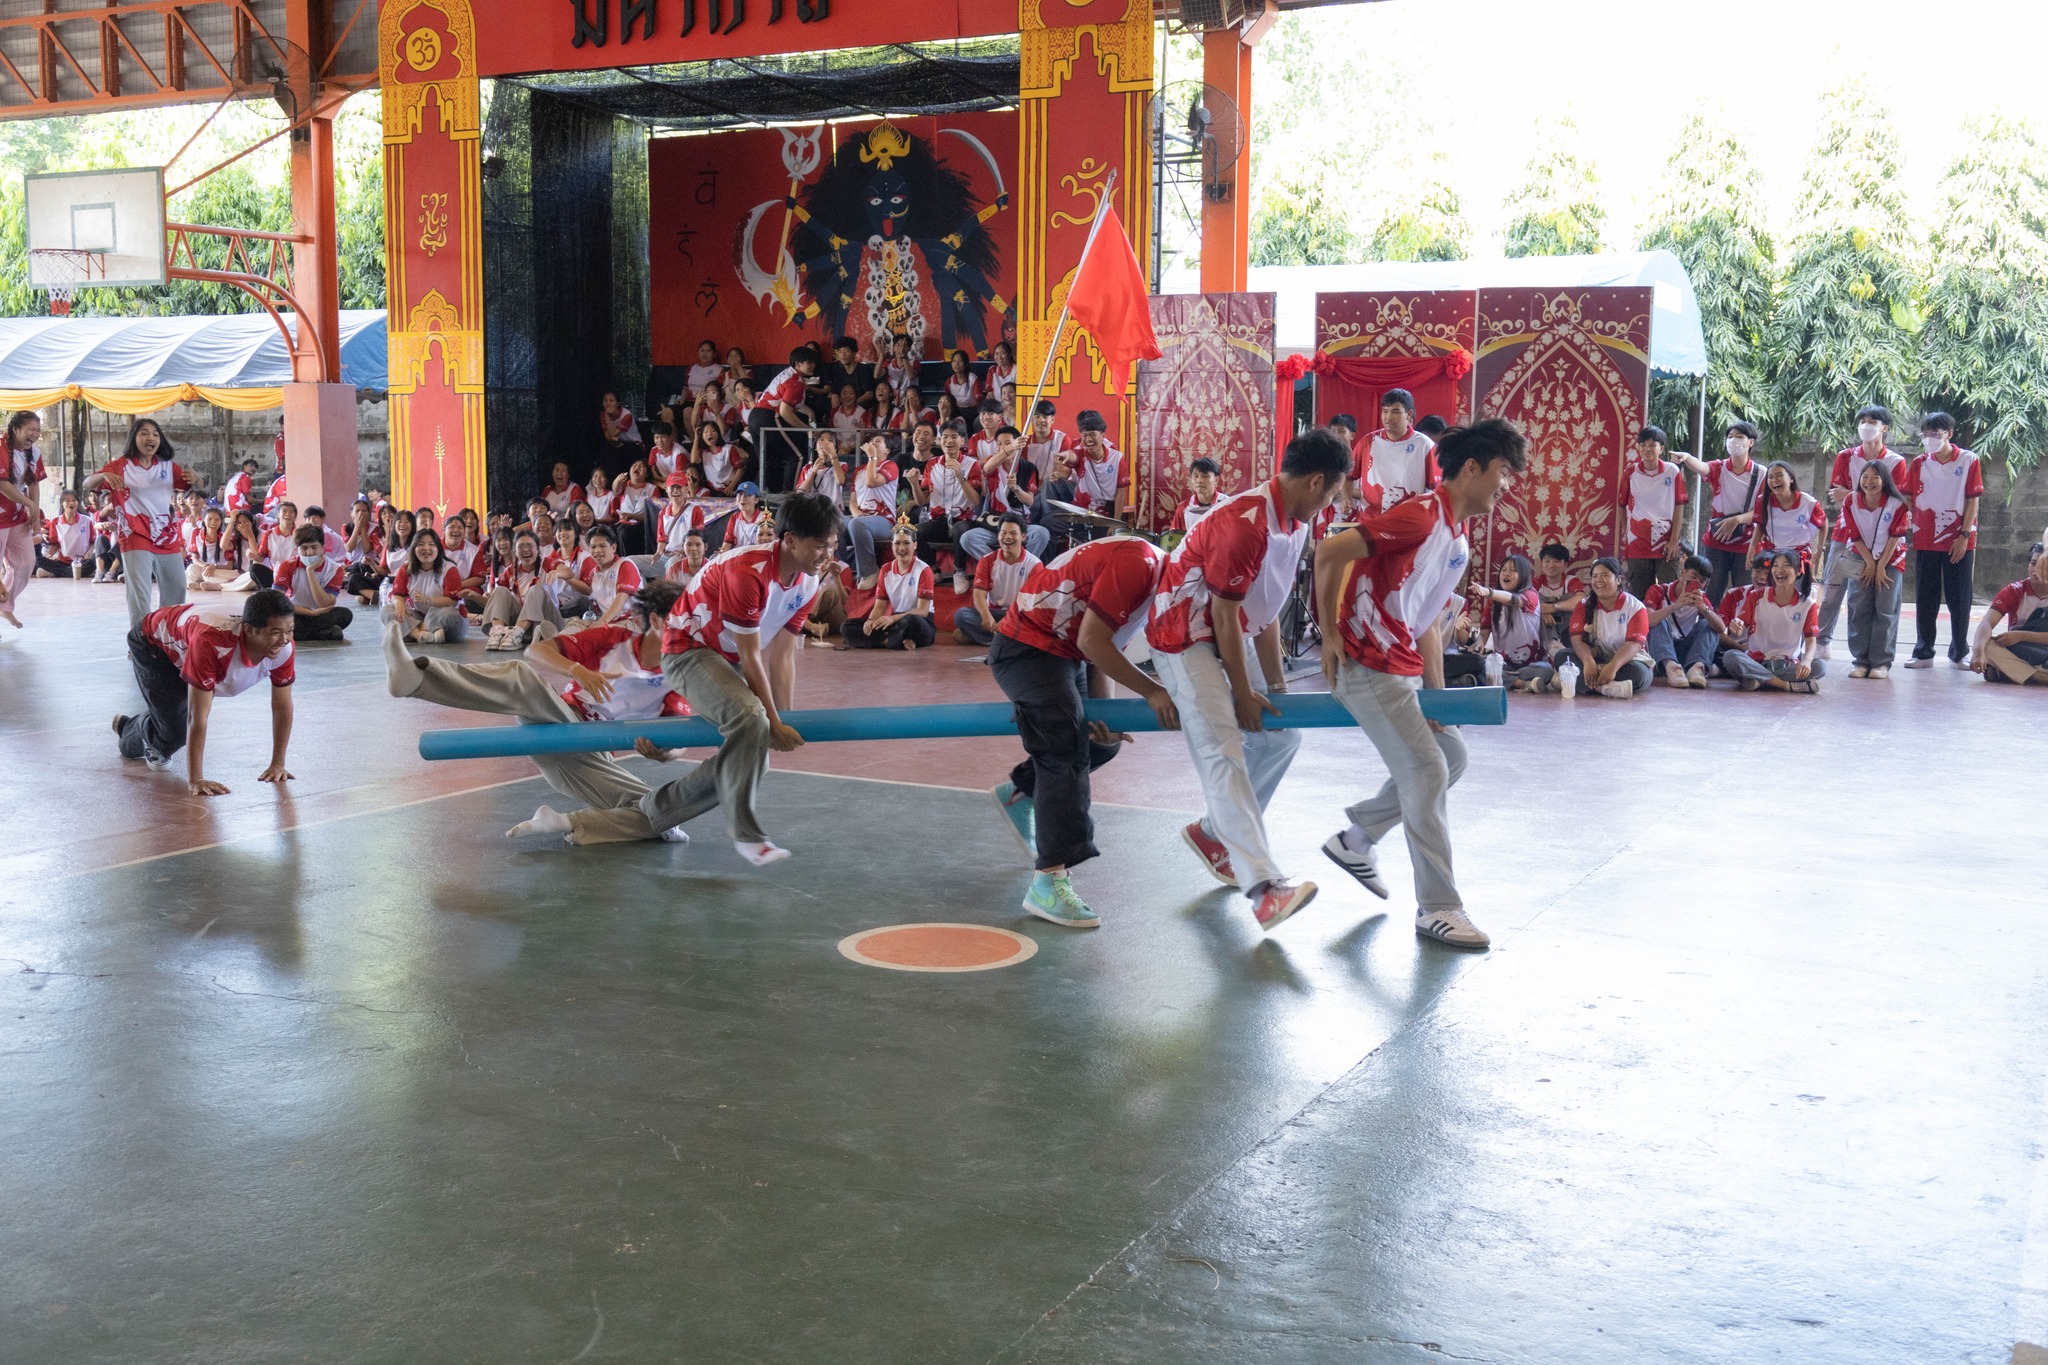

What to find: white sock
left=734, top=839, right=791, bottom=866
left=1341, top=825, right=1373, bottom=855
left=507, top=805, right=572, bottom=839
left=659, top=826, right=690, bottom=844
left=383, top=622, right=425, bottom=698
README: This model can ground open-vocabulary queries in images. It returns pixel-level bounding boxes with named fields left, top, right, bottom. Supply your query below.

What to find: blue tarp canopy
left=0, top=309, right=387, bottom=392
left=1162, top=251, right=1709, bottom=377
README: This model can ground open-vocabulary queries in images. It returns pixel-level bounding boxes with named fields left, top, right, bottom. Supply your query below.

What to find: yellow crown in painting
left=858, top=122, right=911, bottom=171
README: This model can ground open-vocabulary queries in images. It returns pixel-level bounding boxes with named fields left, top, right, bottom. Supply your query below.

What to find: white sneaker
left=1848, top=664, right=1869, bottom=678
left=1816, top=642, right=1833, bottom=660
left=1416, top=907, right=1490, bottom=949
left=1904, top=657, right=1933, bottom=669
left=1321, top=831, right=1390, bottom=899
left=142, top=746, right=170, bottom=771
left=1600, top=680, right=1634, bottom=699
left=1869, top=665, right=1890, bottom=680
left=1685, top=664, right=1708, bottom=689
left=953, top=572, right=970, bottom=595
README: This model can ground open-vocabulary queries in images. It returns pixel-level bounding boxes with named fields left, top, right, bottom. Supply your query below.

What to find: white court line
left=52, top=774, right=541, bottom=882
left=764, top=762, right=1191, bottom=814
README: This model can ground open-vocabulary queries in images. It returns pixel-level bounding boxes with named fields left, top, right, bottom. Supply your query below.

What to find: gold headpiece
left=859, top=121, right=912, bottom=171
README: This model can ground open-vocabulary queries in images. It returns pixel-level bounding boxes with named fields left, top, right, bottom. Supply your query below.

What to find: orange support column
left=379, top=0, right=486, bottom=521
left=284, top=0, right=355, bottom=515
left=1016, top=0, right=1154, bottom=457
left=1199, top=24, right=1254, bottom=296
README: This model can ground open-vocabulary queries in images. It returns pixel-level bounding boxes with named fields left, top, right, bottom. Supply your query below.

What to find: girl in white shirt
left=1841, top=461, right=1911, bottom=679
left=945, top=350, right=982, bottom=409
left=1564, top=556, right=1653, bottom=697
left=1723, top=550, right=1823, bottom=693
left=842, top=524, right=936, bottom=650
left=985, top=340, right=1016, bottom=412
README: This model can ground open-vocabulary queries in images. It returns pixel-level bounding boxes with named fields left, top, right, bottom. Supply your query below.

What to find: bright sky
left=1258, top=0, right=2048, bottom=251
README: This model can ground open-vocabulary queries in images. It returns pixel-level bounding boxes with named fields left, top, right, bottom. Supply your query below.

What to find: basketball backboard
left=24, top=168, right=168, bottom=290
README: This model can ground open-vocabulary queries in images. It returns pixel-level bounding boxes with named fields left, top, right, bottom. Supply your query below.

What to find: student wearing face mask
left=1622, top=426, right=1688, bottom=598
left=1816, top=405, right=1909, bottom=658
left=1900, top=412, right=1982, bottom=669
left=273, top=523, right=355, bottom=641
left=1672, top=420, right=1765, bottom=601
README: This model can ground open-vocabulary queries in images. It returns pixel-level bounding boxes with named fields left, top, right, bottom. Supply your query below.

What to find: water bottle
left=1483, top=653, right=1504, bottom=687
left=1558, top=659, right=1579, bottom=698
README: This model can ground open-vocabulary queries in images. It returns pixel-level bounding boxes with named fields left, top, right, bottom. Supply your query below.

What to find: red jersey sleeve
left=269, top=646, right=296, bottom=688
left=557, top=624, right=632, bottom=668
left=1966, top=459, right=1985, bottom=498
left=1196, top=506, right=1266, bottom=603
left=321, top=560, right=346, bottom=592
left=715, top=564, right=771, bottom=633
left=1829, top=450, right=1853, bottom=490
left=1625, top=606, right=1651, bottom=643
left=973, top=552, right=996, bottom=592
left=1898, top=458, right=1922, bottom=499
left=1087, top=545, right=1159, bottom=630
left=1800, top=601, right=1820, bottom=637
left=390, top=565, right=411, bottom=598
left=1990, top=582, right=2022, bottom=618
left=1567, top=599, right=1590, bottom=637
left=1358, top=495, right=1437, bottom=557
left=1169, top=497, right=1191, bottom=532
left=616, top=559, right=644, bottom=594
left=916, top=563, right=934, bottom=599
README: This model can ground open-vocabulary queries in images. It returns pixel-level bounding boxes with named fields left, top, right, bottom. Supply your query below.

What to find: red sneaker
left=1253, top=880, right=1318, bottom=931
left=1181, top=820, right=1236, bottom=886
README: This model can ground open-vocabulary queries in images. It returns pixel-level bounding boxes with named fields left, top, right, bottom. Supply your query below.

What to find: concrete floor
left=1, top=582, right=2042, bottom=1364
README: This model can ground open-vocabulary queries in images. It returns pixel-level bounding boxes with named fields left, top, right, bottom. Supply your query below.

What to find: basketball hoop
left=30, top=248, right=108, bottom=317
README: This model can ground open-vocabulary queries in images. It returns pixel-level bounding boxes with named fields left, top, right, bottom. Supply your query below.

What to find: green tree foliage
left=1502, top=120, right=1605, bottom=258
left=1249, top=164, right=1358, bottom=266
left=1369, top=174, right=1471, bottom=263
left=1767, top=85, right=1920, bottom=450
left=337, top=152, right=387, bottom=311
left=1638, top=113, right=1777, bottom=448
left=1917, top=114, right=2048, bottom=474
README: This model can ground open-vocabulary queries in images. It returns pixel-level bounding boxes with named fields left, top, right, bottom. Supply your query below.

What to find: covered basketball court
left=2, top=3, right=2044, bottom=1363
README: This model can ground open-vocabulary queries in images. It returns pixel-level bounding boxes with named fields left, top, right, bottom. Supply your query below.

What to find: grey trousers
left=1844, top=567, right=1904, bottom=669
left=380, top=598, right=469, bottom=640
left=640, top=648, right=772, bottom=843
left=121, top=549, right=187, bottom=628
left=477, top=584, right=563, bottom=639
left=1332, top=658, right=1469, bottom=913
left=384, top=631, right=657, bottom=844
left=1814, top=541, right=1858, bottom=645
left=1721, top=653, right=1828, bottom=686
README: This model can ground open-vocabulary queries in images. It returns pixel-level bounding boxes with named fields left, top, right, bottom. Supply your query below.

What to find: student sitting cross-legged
left=1563, top=557, right=1653, bottom=698
left=1644, top=554, right=1722, bottom=689
left=843, top=524, right=936, bottom=650
left=1722, top=550, right=1825, bottom=693
left=273, top=522, right=355, bottom=641
left=1971, top=540, right=2048, bottom=685
left=953, top=514, right=1040, bottom=646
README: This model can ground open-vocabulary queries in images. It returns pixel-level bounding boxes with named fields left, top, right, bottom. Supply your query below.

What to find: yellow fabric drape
left=0, top=383, right=284, bottom=413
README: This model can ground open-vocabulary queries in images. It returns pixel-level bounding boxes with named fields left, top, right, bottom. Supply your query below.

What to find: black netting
left=503, top=41, right=1017, bottom=131
left=481, top=84, right=652, bottom=513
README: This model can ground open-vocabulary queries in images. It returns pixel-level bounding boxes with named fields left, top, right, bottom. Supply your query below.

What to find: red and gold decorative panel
left=1314, top=291, right=1476, bottom=426
left=649, top=112, right=1018, bottom=370
left=1472, top=287, right=1651, bottom=568
left=381, top=0, right=485, bottom=518
left=1015, top=0, right=1152, bottom=460
left=1133, top=292, right=1275, bottom=531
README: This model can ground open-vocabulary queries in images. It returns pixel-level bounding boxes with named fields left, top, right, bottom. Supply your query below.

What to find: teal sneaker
left=991, top=781, right=1036, bottom=859
left=1022, top=874, right=1099, bottom=929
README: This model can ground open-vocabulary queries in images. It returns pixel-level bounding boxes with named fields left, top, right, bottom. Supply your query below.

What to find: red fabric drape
left=1276, top=349, right=1471, bottom=459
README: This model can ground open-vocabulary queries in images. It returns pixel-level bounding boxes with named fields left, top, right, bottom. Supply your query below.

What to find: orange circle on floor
left=837, top=923, right=1038, bottom=973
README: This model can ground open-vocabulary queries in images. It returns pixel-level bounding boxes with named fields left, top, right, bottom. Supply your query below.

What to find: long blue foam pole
left=416, top=688, right=1507, bottom=762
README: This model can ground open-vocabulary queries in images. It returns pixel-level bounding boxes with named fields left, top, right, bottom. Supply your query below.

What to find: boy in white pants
left=1145, top=427, right=1349, bottom=930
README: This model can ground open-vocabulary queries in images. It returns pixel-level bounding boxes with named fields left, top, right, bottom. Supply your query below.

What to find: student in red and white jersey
left=1745, top=461, right=1825, bottom=568
left=1723, top=550, right=1823, bottom=693
left=542, top=519, right=593, bottom=607
left=260, top=501, right=300, bottom=572
left=1532, top=542, right=1584, bottom=654
left=643, top=493, right=843, bottom=864
left=114, top=589, right=297, bottom=795
left=846, top=432, right=902, bottom=588
left=1900, top=411, right=1983, bottom=668
left=724, top=482, right=775, bottom=551
left=968, top=400, right=1006, bottom=463
left=1068, top=409, right=1125, bottom=518
left=694, top=418, right=745, bottom=496
left=658, top=466, right=711, bottom=562
left=881, top=333, right=917, bottom=396
left=178, top=490, right=210, bottom=564
left=646, top=420, right=687, bottom=487
left=985, top=340, right=1017, bottom=412
left=686, top=339, right=728, bottom=395
left=1021, top=398, right=1070, bottom=473
left=1622, top=425, right=1689, bottom=598
left=599, top=391, right=643, bottom=460
left=901, top=385, right=940, bottom=429
left=1672, top=419, right=1766, bottom=601
left=89, top=490, right=123, bottom=583
left=81, top=417, right=195, bottom=627
left=953, top=514, right=1040, bottom=646
left=1466, top=553, right=1549, bottom=690
left=583, top=464, right=618, bottom=524
left=944, top=350, right=982, bottom=409
left=222, top=458, right=258, bottom=515
left=867, top=386, right=905, bottom=435
left=962, top=426, right=1049, bottom=557
left=272, top=522, right=354, bottom=641
left=828, top=383, right=870, bottom=440
left=341, top=501, right=384, bottom=600
left=1349, top=389, right=1440, bottom=517
left=540, top=461, right=585, bottom=518
left=610, top=458, right=660, bottom=556
left=583, top=525, right=643, bottom=626
left=216, top=511, right=270, bottom=592
left=1711, top=555, right=1772, bottom=667
left=1168, top=457, right=1224, bottom=540
left=478, top=529, right=560, bottom=647
left=1313, top=419, right=1527, bottom=950
left=389, top=578, right=691, bottom=846
left=666, top=530, right=710, bottom=591
left=1972, top=540, right=2048, bottom=684
left=184, top=508, right=240, bottom=591
left=383, top=528, right=469, bottom=643
left=1562, top=557, right=1653, bottom=698
left=915, top=424, right=979, bottom=584
left=747, top=344, right=820, bottom=495
left=262, top=470, right=288, bottom=521
left=796, top=431, right=846, bottom=509
left=987, top=534, right=1176, bottom=928
left=1840, top=460, right=1912, bottom=679
left=844, top=524, right=936, bottom=650
left=1814, top=404, right=1909, bottom=652
left=1643, top=554, right=1724, bottom=689
left=440, top=512, right=486, bottom=597
left=1148, top=429, right=1347, bottom=930
left=37, top=489, right=95, bottom=580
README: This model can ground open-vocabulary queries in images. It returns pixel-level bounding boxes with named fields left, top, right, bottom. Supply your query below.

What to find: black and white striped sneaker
left=1321, top=832, right=1390, bottom=899
left=1416, top=907, right=1490, bottom=949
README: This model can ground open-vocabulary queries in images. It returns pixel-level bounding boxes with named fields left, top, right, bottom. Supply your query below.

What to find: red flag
left=1065, top=203, right=1161, bottom=396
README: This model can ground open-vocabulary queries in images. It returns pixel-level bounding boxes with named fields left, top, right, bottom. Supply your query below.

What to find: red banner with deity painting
left=1471, top=288, right=1652, bottom=569
left=649, top=112, right=1018, bottom=371
left=1134, top=292, right=1276, bottom=532
left=1314, top=291, right=1477, bottom=428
